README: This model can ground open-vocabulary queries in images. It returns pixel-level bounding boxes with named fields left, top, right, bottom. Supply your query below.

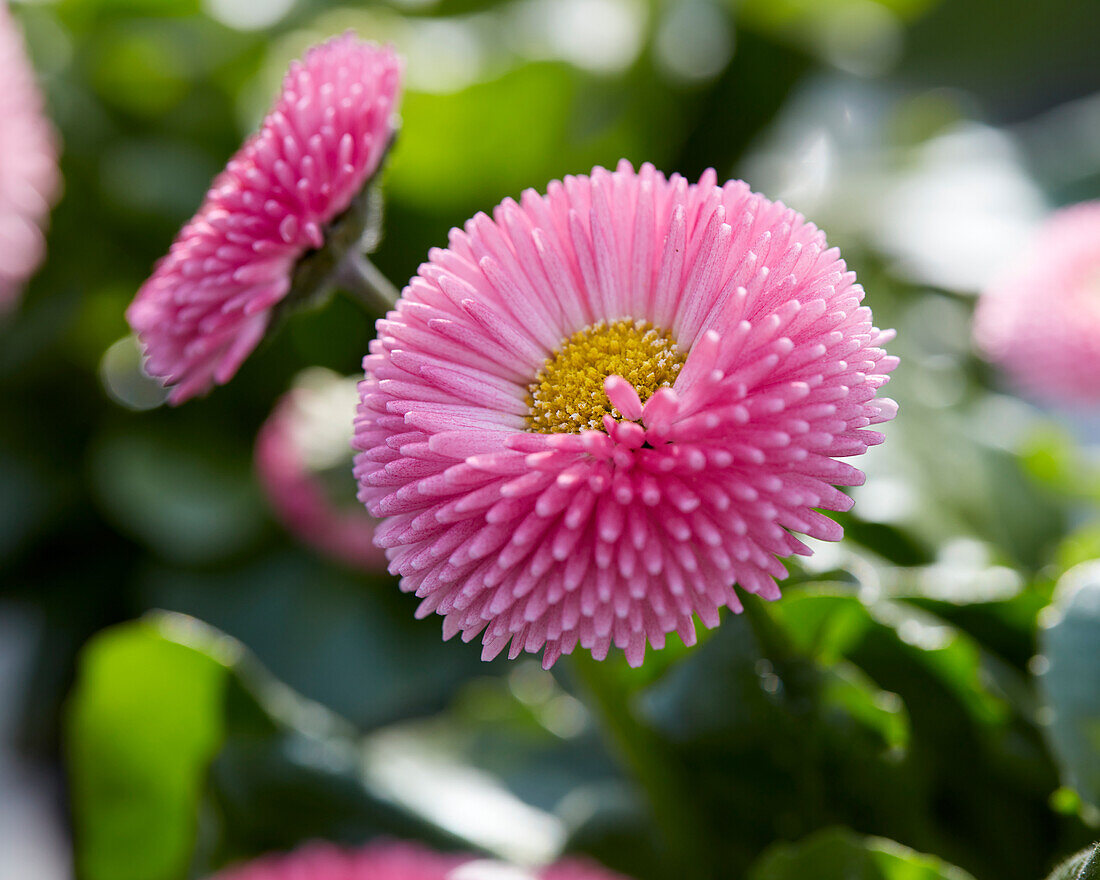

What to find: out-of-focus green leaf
left=747, top=827, right=976, bottom=880
left=901, top=0, right=1100, bottom=115
left=834, top=513, right=936, bottom=566
left=87, top=24, right=192, bottom=116
left=388, top=62, right=642, bottom=213
left=1021, top=426, right=1100, bottom=501
left=141, top=553, right=505, bottom=731
left=1057, top=526, right=1100, bottom=577
left=738, top=0, right=937, bottom=28
left=1038, top=564, right=1100, bottom=808
left=89, top=427, right=266, bottom=564
left=771, top=587, right=1012, bottom=726
left=66, top=613, right=479, bottom=880
left=765, top=587, right=872, bottom=663
left=632, top=604, right=921, bottom=879
left=618, top=586, right=1071, bottom=880
left=67, top=615, right=233, bottom=880
left=389, top=63, right=575, bottom=211
left=1045, top=844, right=1100, bottom=880
left=822, top=663, right=909, bottom=751
left=57, top=0, right=202, bottom=25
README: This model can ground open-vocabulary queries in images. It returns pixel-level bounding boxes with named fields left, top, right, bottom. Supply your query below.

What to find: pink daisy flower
left=255, top=368, right=386, bottom=571
left=128, top=34, right=401, bottom=404
left=0, top=0, right=59, bottom=313
left=207, top=842, right=632, bottom=880
left=973, top=200, right=1100, bottom=403
left=354, top=161, right=897, bottom=668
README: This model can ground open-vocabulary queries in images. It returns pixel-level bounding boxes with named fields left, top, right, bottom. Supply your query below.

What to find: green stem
left=568, top=653, right=702, bottom=873
left=337, top=250, right=400, bottom=312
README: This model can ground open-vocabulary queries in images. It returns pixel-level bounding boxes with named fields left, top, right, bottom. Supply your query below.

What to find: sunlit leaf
left=748, top=827, right=976, bottom=880
left=66, top=613, right=478, bottom=880
left=1038, top=564, right=1100, bottom=808
left=67, top=615, right=234, bottom=880
left=1044, top=844, right=1100, bottom=880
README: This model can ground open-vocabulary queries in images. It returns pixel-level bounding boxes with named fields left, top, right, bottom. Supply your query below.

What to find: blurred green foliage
left=2, top=0, right=1100, bottom=879
left=747, top=827, right=976, bottom=880
left=68, top=617, right=231, bottom=880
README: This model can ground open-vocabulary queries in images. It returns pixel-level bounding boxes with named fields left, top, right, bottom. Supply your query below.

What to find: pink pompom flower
left=0, top=0, right=59, bottom=313
left=354, top=161, right=897, bottom=668
left=973, top=200, right=1100, bottom=403
left=128, top=34, right=401, bottom=404
left=256, top=368, right=386, bottom=571
left=208, top=842, right=632, bottom=880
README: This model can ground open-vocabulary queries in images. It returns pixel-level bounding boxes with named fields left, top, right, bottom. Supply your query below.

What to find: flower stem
left=568, top=653, right=702, bottom=874
left=337, top=250, right=400, bottom=312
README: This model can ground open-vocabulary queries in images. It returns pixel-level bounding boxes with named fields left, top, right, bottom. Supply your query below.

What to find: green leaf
left=633, top=604, right=921, bottom=878
left=388, top=63, right=579, bottom=212
left=1038, top=564, right=1100, bottom=808
left=140, top=552, right=504, bottom=731
left=606, top=586, right=1075, bottom=880
left=822, top=663, right=909, bottom=751
left=67, top=615, right=234, bottom=880
left=834, top=514, right=936, bottom=567
left=771, top=587, right=1011, bottom=726
left=747, top=827, right=976, bottom=880
left=1045, top=844, right=1100, bottom=880
left=67, top=613, right=477, bottom=880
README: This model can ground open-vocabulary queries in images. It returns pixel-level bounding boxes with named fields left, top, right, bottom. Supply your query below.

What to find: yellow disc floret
left=527, top=320, right=685, bottom=434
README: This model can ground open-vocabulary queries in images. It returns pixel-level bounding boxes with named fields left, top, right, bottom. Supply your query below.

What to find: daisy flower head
left=128, top=34, right=402, bottom=404
left=255, top=368, right=386, bottom=571
left=0, top=0, right=59, bottom=313
left=354, top=161, right=898, bottom=668
left=973, top=200, right=1100, bottom=403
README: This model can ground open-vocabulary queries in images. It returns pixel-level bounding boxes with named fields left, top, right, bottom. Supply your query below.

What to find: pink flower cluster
left=974, top=201, right=1100, bottom=403
left=128, top=34, right=401, bottom=403
left=0, top=0, right=59, bottom=313
left=354, top=161, right=897, bottom=668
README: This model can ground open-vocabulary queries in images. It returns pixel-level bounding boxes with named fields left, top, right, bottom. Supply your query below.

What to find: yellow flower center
left=526, top=320, right=685, bottom=434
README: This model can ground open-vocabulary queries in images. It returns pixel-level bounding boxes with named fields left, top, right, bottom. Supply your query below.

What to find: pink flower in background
left=0, top=0, right=59, bottom=313
left=207, top=842, right=633, bottom=880
left=210, top=842, right=467, bottom=880
left=973, top=201, right=1100, bottom=403
left=128, top=34, right=401, bottom=404
left=539, top=860, right=633, bottom=880
left=256, top=368, right=386, bottom=571
left=354, top=161, right=897, bottom=668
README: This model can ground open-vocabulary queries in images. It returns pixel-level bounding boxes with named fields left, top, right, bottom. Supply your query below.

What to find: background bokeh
left=2, top=0, right=1100, bottom=878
